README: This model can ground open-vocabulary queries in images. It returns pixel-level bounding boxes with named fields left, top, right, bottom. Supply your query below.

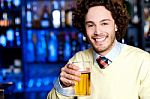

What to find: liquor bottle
left=58, top=31, right=65, bottom=61
left=36, top=30, right=47, bottom=62
left=132, top=5, right=139, bottom=24
left=26, top=2, right=32, bottom=28
left=52, top=1, right=61, bottom=28
left=0, top=0, right=5, bottom=9
left=13, top=0, right=21, bottom=8
left=14, top=16, right=21, bottom=26
left=0, top=35, right=7, bottom=47
left=63, top=33, right=71, bottom=61
left=71, top=32, right=77, bottom=56
left=48, top=31, right=58, bottom=62
left=6, top=29, right=14, bottom=47
left=2, top=12, right=9, bottom=27
left=26, top=30, right=35, bottom=62
left=40, top=5, right=51, bottom=28
left=7, top=0, right=12, bottom=9
left=65, top=1, right=73, bottom=27
left=60, top=0, right=66, bottom=28
left=15, top=28, right=21, bottom=47
left=32, top=1, right=40, bottom=28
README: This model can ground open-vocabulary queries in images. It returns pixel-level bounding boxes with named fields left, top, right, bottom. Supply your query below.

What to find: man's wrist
left=54, top=78, right=75, bottom=96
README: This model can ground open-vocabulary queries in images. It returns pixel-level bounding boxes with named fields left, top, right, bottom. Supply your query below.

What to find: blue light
left=64, top=35, right=71, bottom=61
left=36, top=79, right=42, bottom=87
left=15, top=29, right=21, bottom=46
left=48, top=31, right=58, bottom=62
left=6, top=29, right=14, bottom=41
left=16, top=81, right=23, bottom=91
left=28, top=79, right=34, bottom=88
left=13, top=0, right=21, bottom=7
left=0, top=35, right=7, bottom=47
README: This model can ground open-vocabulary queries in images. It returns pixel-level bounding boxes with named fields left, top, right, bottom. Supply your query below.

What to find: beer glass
left=72, top=61, right=91, bottom=96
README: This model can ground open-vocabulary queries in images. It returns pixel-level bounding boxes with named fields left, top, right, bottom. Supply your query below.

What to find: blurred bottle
left=14, top=16, right=21, bottom=27
left=52, top=1, right=61, bottom=28
left=48, top=31, right=58, bottom=62
left=0, top=0, right=5, bottom=9
left=6, top=28, right=14, bottom=47
left=2, top=12, right=10, bottom=27
left=132, top=5, right=139, bottom=24
left=40, top=5, right=51, bottom=28
left=26, top=30, right=35, bottom=62
left=15, top=28, right=21, bottom=47
left=58, top=31, right=65, bottom=61
left=71, top=32, right=77, bottom=56
left=7, top=0, right=12, bottom=9
left=32, top=1, right=40, bottom=28
left=13, top=59, right=22, bottom=74
left=36, top=30, right=47, bottom=62
left=65, top=1, right=73, bottom=27
left=0, top=35, right=7, bottom=47
left=63, top=33, right=71, bottom=61
left=60, top=0, right=66, bottom=28
left=13, top=0, right=21, bottom=8
left=26, top=2, right=32, bottom=28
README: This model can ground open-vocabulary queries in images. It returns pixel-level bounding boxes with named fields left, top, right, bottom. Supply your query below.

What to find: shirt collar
left=93, top=40, right=123, bottom=63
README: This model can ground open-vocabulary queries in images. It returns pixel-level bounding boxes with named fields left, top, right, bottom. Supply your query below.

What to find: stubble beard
left=89, top=36, right=116, bottom=55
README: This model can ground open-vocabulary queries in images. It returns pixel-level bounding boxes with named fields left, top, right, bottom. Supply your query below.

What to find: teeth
left=95, top=37, right=105, bottom=42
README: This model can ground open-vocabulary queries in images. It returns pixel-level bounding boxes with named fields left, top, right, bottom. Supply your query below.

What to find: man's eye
left=87, top=24, right=94, bottom=27
left=101, top=23, right=108, bottom=25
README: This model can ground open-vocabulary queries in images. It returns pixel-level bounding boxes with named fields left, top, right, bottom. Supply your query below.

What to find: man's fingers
left=60, top=76, right=75, bottom=87
left=61, top=64, right=81, bottom=76
left=60, top=71, right=80, bottom=81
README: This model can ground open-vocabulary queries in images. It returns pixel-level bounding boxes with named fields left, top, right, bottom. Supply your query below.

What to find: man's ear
left=115, top=24, right=118, bottom=32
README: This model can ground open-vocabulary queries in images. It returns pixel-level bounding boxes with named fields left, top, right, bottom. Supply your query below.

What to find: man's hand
left=59, top=63, right=81, bottom=87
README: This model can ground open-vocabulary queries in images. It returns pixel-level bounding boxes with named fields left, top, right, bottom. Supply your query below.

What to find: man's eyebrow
left=85, top=19, right=112, bottom=24
left=100, top=19, right=112, bottom=22
left=85, top=21, right=94, bottom=24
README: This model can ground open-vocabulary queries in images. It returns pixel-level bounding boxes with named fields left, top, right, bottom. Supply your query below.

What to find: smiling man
left=85, top=6, right=117, bottom=56
left=47, top=0, right=150, bottom=99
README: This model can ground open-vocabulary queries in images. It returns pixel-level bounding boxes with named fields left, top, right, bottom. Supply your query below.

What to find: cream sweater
left=47, top=44, right=150, bottom=99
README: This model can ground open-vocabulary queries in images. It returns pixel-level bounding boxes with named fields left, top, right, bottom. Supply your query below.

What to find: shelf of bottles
left=23, top=0, right=90, bottom=92
left=0, top=0, right=23, bottom=92
left=144, top=0, right=150, bottom=52
left=25, top=0, right=90, bottom=63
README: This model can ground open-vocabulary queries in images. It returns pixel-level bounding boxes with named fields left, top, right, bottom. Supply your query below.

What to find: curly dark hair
left=73, top=0, right=130, bottom=40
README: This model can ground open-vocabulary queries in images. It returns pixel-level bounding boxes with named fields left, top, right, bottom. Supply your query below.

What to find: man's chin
left=93, top=46, right=106, bottom=53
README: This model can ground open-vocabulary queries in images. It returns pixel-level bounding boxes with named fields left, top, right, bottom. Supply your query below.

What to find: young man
left=47, top=0, right=150, bottom=99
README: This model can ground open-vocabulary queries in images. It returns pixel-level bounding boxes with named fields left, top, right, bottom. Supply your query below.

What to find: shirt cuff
left=54, top=78, right=75, bottom=96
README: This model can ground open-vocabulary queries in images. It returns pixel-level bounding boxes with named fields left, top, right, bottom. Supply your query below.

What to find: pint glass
left=72, top=61, right=91, bottom=96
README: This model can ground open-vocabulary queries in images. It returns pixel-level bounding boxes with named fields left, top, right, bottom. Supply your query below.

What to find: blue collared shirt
left=93, top=40, right=123, bottom=64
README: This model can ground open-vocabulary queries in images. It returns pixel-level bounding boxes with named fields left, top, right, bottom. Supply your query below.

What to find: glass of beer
left=72, top=61, right=91, bottom=96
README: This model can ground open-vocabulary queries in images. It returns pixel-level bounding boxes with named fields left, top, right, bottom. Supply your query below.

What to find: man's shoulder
left=76, top=48, right=93, bottom=54
left=69, top=48, right=93, bottom=62
left=123, top=44, right=150, bottom=57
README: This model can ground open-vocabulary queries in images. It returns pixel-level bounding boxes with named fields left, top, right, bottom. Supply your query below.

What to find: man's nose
left=94, top=25, right=102, bottom=35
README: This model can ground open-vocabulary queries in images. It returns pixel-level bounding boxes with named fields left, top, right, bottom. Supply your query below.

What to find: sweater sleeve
left=47, top=88, right=74, bottom=99
left=139, top=53, right=150, bottom=99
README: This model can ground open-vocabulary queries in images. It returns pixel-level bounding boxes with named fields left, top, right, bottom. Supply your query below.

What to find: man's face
left=85, top=6, right=117, bottom=55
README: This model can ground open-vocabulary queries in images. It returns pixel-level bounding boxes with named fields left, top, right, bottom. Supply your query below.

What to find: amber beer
left=74, top=71, right=91, bottom=96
